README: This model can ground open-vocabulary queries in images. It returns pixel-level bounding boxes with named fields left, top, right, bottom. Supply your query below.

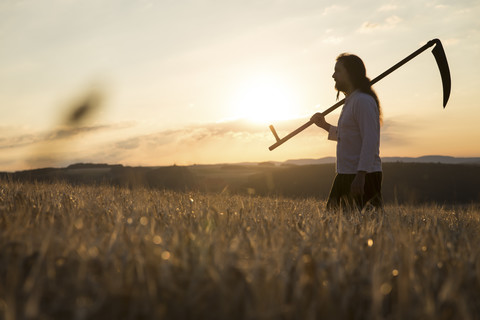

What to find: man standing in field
left=311, top=53, right=383, bottom=210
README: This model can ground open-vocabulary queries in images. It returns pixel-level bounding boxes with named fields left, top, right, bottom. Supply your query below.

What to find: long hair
left=336, top=53, right=382, bottom=123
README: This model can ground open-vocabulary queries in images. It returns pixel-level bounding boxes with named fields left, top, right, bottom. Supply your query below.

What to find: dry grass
left=1, top=179, right=480, bottom=319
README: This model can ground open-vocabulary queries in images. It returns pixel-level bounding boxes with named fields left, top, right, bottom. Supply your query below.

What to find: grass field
left=1, top=179, right=480, bottom=319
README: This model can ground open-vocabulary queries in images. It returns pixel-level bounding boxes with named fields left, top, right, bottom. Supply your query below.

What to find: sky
left=1, top=0, right=479, bottom=171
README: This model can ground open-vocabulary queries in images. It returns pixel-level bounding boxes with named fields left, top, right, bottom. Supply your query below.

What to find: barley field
left=1, top=179, right=479, bottom=320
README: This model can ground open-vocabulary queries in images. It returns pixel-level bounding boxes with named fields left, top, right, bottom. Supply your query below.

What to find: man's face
left=332, top=61, right=351, bottom=92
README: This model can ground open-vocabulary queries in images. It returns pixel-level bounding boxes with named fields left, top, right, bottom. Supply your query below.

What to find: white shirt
left=328, top=90, right=382, bottom=174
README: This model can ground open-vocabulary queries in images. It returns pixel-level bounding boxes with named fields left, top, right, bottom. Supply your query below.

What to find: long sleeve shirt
left=327, top=90, right=382, bottom=174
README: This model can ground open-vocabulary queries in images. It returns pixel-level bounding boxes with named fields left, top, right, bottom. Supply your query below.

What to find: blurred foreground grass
left=1, top=180, right=480, bottom=319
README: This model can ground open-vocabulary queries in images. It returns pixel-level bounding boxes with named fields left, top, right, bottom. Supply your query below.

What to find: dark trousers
left=326, top=172, right=383, bottom=210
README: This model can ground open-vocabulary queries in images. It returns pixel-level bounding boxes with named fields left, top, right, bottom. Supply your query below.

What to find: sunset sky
left=1, top=0, right=479, bottom=171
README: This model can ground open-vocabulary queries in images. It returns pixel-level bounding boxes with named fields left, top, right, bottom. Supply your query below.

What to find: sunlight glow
left=230, top=76, right=298, bottom=124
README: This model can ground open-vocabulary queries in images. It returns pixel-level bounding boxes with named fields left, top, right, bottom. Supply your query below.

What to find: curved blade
left=431, top=39, right=451, bottom=108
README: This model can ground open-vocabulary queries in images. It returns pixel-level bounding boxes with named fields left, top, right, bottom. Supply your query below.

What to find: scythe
left=268, top=38, right=451, bottom=151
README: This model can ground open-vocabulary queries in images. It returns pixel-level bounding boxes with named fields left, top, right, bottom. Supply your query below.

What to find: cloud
left=113, top=119, right=271, bottom=151
left=97, top=117, right=312, bottom=166
left=380, top=117, right=419, bottom=145
left=115, top=137, right=140, bottom=150
left=443, top=38, right=460, bottom=46
left=19, top=123, right=134, bottom=169
left=322, top=35, right=344, bottom=45
left=0, top=123, right=131, bottom=150
left=377, top=4, right=397, bottom=12
left=322, top=5, right=347, bottom=16
left=0, top=133, right=38, bottom=150
left=6, top=116, right=422, bottom=169
left=358, top=15, right=402, bottom=33
left=45, top=125, right=112, bottom=141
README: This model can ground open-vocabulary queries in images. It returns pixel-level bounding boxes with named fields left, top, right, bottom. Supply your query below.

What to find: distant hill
left=0, top=163, right=196, bottom=191
left=382, top=155, right=480, bottom=164
left=282, top=157, right=336, bottom=166
left=281, top=156, right=480, bottom=166
left=1, top=159, right=480, bottom=204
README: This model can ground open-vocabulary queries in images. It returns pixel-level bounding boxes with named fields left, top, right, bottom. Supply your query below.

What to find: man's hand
left=350, top=171, right=366, bottom=196
left=310, top=112, right=330, bottom=131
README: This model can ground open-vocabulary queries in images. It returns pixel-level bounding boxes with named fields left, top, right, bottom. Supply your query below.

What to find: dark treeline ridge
left=245, top=163, right=480, bottom=204
left=0, top=164, right=196, bottom=192
left=1, top=162, right=479, bottom=204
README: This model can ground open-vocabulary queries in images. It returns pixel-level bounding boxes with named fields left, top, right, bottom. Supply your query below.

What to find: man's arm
left=311, top=113, right=338, bottom=141
left=355, top=98, right=380, bottom=172
left=350, top=96, right=380, bottom=196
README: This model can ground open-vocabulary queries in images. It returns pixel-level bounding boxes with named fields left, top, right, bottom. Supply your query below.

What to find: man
left=311, top=53, right=383, bottom=210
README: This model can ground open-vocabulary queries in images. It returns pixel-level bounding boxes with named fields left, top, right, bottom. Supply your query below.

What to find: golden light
left=230, top=76, right=298, bottom=124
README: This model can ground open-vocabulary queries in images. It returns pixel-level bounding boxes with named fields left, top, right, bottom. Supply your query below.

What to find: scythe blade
left=431, top=39, right=451, bottom=108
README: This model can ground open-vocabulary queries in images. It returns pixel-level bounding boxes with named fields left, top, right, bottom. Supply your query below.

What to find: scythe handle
left=269, top=39, right=443, bottom=151
left=268, top=98, right=345, bottom=151
left=268, top=120, right=314, bottom=151
left=323, top=40, right=437, bottom=114
left=369, top=39, right=437, bottom=86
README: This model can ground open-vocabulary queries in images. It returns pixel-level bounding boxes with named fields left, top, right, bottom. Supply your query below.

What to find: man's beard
left=334, top=80, right=347, bottom=92
left=335, top=80, right=346, bottom=100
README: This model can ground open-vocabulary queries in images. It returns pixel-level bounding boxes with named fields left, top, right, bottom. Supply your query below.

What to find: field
left=1, top=180, right=480, bottom=319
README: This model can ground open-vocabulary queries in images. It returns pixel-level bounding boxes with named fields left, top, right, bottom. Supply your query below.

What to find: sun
left=230, top=76, right=298, bottom=124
